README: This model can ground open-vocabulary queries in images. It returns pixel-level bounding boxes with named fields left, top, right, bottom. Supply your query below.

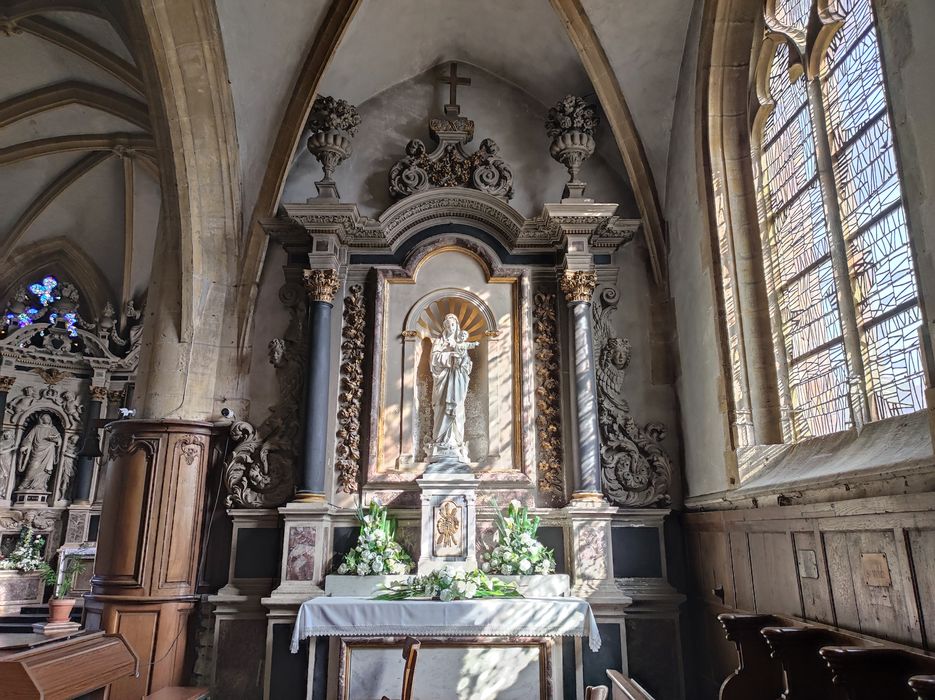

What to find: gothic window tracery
left=742, top=0, right=921, bottom=441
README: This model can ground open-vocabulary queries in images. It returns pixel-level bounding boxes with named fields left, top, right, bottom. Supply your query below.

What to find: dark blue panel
left=538, top=526, right=567, bottom=575
left=270, top=624, right=309, bottom=700
left=349, top=224, right=558, bottom=266
left=331, top=526, right=360, bottom=572
left=583, top=622, right=622, bottom=689
left=311, top=637, right=329, bottom=700
left=562, top=636, right=577, bottom=700
left=233, top=527, right=281, bottom=579
left=612, top=527, right=662, bottom=578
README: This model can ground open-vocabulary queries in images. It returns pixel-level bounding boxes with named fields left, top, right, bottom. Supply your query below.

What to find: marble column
left=0, top=375, right=14, bottom=422
left=297, top=268, right=339, bottom=501
left=559, top=269, right=603, bottom=499
left=73, top=385, right=106, bottom=503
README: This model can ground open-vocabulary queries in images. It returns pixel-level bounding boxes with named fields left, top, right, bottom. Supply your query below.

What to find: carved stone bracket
left=559, top=270, right=598, bottom=305
left=303, top=268, right=340, bottom=304
left=335, top=284, right=366, bottom=494
left=592, top=288, right=672, bottom=507
left=389, top=117, right=513, bottom=201
left=533, top=292, right=565, bottom=504
left=223, top=284, right=305, bottom=507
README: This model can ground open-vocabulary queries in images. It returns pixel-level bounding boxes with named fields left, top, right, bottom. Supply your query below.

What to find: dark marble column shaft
left=298, top=268, right=339, bottom=500
left=560, top=270, right=603, bottom=497
left=74, top=387, right=105, bottom=503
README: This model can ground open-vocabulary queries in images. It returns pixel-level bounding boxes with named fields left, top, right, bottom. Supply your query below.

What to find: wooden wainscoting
left=681, top=492, right=935, bottom=699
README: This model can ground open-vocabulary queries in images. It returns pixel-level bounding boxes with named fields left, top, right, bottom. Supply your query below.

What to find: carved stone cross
left=440, top=62, right=471, bottom=116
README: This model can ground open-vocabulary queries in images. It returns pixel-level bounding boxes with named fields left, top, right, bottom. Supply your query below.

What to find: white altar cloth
left=290, top=597, right=601, bottom=653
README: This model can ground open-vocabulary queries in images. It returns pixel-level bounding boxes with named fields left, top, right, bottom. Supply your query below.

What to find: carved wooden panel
left=93, top=439, right=154, bottom=588
left=793, top=530, right=834, bottom=624
left=729, top=530, right=755, bottom=611
left=157, top=434, right=207, bottom=591
left=907, top=529, right=935, bottom=648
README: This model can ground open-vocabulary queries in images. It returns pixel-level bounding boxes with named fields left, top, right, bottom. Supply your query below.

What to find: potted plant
left=326, top=499, right=414, bottom=597
left=0, top=527, right=47, bottom=613
left=39, top=557, right=85, bottom=623
left=481, top=499, right=569, bottom=597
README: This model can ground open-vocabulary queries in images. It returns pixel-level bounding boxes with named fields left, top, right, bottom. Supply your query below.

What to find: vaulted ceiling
left=1, top=0, right=694, bottom=314
left=0, top=3, right=159, bottom=317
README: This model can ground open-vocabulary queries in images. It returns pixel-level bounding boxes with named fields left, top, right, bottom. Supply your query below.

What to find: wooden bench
left=909, top=675, right=935, bottom=699
left=607, top=669, right=654, bottom=699
left=718, top=613, right=786, bottom=700
left=820, top=647, right=935, bottom=700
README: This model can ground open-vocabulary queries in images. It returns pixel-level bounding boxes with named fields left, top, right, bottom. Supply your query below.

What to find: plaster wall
left=282, top=65, right=638, bottom=220
left=664, top=0, right=734, bottom=499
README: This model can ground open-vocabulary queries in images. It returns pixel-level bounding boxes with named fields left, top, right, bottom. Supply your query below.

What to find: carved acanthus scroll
left=389, top=118, right=513, bottom=200
left=533, top=292, right=564, bottom=503
left=223, top=284, right=305, bottom=507
left=335, top=284, right=365, bottom=494
left=592, top=288, right=672, bottom=507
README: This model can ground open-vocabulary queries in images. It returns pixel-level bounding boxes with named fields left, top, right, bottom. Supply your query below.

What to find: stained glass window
left=752, top=0, right=922, bottom=439
left=2, top=275, right=78, bottom=338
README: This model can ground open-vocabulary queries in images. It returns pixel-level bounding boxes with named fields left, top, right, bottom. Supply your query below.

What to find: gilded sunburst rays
left=416, top=297, right=486, bottom=340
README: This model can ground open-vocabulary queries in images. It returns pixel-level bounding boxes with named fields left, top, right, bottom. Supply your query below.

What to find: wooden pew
left=607, top=669, right=655, bottom=699
left=820, top=647, right=935, bottom=700
left=761, top=625, right=870, bottom=700
left=0, top=630, right=137, bottom=699
left=909, top=675, right=935, bottom=699
left=718, top=613, right=785, bottom=700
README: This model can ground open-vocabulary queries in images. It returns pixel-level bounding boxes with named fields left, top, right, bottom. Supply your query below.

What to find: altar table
left=291, top=597, right=601, bottom=700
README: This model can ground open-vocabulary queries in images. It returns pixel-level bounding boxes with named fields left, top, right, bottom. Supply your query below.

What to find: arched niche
left=375, top=244, right=524, bottom=480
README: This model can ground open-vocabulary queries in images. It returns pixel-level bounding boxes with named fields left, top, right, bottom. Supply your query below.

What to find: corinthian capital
left=303, top=268, right=340, bottom=304
left=559, top=270, right=598, bottom=304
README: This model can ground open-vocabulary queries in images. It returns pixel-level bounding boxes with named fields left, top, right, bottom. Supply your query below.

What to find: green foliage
left=481, top=499, right=556, bottom=576
left=38, top=558, right=85, bottom=599
left=337, top=499, right=413, bottom=576
left=374, top=567, right=521, bottom=601
left=0, top=527, right=46, bottom=572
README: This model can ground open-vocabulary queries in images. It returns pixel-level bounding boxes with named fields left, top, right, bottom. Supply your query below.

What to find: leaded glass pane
left=770, top=0, right=811, bottom=32
left=787, top=342, right=850, bottom=437
left=820, top=0, right=923, bottom=419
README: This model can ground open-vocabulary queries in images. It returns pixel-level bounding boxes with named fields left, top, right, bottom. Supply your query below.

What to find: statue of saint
left=429, top=314, right=479, bottom=463
left=17, top=414, right=61, bottom=492
left=0, top=430, right=15, bottom=494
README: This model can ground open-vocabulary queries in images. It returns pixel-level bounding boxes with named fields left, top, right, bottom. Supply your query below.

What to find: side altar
left=208, top=89, right=684, bottom=700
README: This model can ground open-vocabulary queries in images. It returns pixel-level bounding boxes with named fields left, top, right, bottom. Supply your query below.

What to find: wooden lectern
left=0, top=630, right=137, bottom=699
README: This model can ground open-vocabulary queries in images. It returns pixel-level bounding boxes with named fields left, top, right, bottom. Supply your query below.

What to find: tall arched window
left=751, top=0, right=922, bottom=440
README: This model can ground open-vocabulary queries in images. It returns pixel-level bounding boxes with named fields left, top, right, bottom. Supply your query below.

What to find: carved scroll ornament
left=223, top=284, right=305, bottom=507
left=389, top=118, right=513, bottom=201
left=335, top=284, right=365, bottom=494
left=592, top=288, right=671, bottom=507
left=533, top=292, right=564, bottom=503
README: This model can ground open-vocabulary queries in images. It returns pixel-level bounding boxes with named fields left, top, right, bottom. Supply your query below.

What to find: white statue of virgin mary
left=429, top=313, right=479, bottom=463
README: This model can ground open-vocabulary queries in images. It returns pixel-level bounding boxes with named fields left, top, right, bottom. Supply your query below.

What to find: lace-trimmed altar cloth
left=290, top=597, right=602, bottom=653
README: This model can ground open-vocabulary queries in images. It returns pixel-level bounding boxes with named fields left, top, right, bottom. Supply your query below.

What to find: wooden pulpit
left=0, top=630, right=137, bottom=699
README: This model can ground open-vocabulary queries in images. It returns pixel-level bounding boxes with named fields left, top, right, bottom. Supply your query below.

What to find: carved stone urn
left=545, top=95, right=600, bottom=199
left=306, top=95, right=361, bottom=200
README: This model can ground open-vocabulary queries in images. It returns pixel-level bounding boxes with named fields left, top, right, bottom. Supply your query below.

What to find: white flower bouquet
left=481, top=499, right=556, bottom=576
left=374, top=566, right=521, bottom=601
left=336, top=500, right=413, bottom=576
left=0, top=527, right=46, bottom=572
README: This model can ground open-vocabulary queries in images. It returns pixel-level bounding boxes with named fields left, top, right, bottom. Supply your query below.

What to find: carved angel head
left=601, top=336, right=631, bottom=372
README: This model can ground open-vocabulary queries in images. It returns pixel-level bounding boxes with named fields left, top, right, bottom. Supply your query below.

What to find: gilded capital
left=559, top=270, right=598, bottom=304
left=90, top=386, right=108, bottom=402
left=0, top=376, right=15, bottom=392
left=303, top=268, right=340, bottom=304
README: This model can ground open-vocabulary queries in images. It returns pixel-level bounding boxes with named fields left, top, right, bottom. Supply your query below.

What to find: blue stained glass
left=28, top=277, right=59, bottom=307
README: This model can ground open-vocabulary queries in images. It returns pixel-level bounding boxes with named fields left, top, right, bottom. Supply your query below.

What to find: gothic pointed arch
left=0, top=236, right=115, bottom=319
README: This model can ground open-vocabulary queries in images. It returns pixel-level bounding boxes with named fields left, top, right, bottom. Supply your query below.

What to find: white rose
left=372, top=557, right=385, bottom=573
left=502, top=564, right=513, bottom=575
left=480, top=562, right=490, bottom=572
left=337, top=563, right=348, bottom=574
left=464, top=582, right=477, bottom=598
left=510, top=499, right=522, bottom=510
left=519, top=559, right=532, bottom=573
left=439, top=588, right=454, bottom=602
left=356, top=564, right=369, bottom=576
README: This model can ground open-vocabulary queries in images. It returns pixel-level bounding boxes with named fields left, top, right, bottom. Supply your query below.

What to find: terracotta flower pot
left=48, top=597, right=76, bottom=624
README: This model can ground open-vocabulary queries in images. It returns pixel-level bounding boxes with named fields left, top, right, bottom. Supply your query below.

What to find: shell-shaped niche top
left=389, top=117, right=514, bottom=201
left=415, top=295, right=490, bottom=342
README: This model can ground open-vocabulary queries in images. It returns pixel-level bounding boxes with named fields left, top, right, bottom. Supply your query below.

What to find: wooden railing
left=717, top=612, right=935, bottom=700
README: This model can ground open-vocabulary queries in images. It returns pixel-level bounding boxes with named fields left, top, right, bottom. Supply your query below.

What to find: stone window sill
left=685, top=410, right=935, bottom=511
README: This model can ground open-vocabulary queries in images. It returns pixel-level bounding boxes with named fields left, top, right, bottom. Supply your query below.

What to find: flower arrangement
left=545, top=95, right=600, bottom=138
left=481, top=499, right=556, bottom=576
left=307, top=95, right=361, bottom=136
left=374, top=566, right=521, bottom=601
left=336, top=500, right=413, bottom=576
left=0, top=527, right=46, bottom=572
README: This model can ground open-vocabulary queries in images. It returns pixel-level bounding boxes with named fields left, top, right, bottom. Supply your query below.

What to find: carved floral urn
left=306, top=95, right=361, bottom=200
left=545, top=95, right=600, bottom=199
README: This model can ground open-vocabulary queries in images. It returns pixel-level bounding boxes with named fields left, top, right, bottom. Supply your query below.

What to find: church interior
left=0, top=0, right=934, bottom=698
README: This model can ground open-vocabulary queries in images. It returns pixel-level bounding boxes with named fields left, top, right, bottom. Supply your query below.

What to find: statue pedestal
left=416, top=461, right=477, bottom=575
